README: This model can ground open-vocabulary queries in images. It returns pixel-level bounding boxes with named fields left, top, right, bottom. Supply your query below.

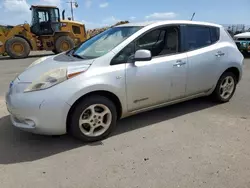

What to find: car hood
left=18, top=54, right=94, bottom=82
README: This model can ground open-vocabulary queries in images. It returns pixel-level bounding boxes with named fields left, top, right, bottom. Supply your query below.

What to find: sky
left=0, top=0, right=249, bottom=29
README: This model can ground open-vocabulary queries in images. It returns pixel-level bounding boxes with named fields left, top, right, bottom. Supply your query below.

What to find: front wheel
left=55, top=36, right=75, bottom=54
left=211, top=72, right=237, bottom=103
left=69, top=95, right=117, bottom=142
left=5, top=37, right=30, bottom=59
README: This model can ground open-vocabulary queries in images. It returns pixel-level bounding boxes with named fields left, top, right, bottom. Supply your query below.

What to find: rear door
left=183, top=25, right=221, bottom=95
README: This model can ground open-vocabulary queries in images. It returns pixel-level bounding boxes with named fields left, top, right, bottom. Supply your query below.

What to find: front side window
left=38, top=11, right=49, bottom=22
left=111, top=42, right=135, bottom=65
left=137, top=30, right=164, bottom=47
left=136, top=27, right=179, bottom=57
left=72, top=26, right=142, bottom=59
left=185, top=25, right=212, bottom=51
left=111, top=26, right=180, bottom=65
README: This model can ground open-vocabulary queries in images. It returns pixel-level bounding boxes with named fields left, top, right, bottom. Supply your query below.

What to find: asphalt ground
left=0, top=53, right=249, bottom=188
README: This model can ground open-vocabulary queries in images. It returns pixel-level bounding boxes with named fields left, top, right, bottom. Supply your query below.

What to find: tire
left=55, top=36, right=74, bottom=53
left=69, top=95, right=117, bottom=142
left=211, top=72, right=237, bottom=103
left=5, top=37, right=30, bottom=59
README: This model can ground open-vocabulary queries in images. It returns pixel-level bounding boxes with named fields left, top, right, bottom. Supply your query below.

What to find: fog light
left=13, top=116, right=36, bottom=128
left=24, top=119, right=36, bottom=128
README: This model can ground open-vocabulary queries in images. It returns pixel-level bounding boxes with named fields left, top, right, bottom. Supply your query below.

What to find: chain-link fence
left=222, top=24, right=250, bottom=36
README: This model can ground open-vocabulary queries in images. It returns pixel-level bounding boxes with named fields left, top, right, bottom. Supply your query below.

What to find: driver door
left=112, top=25, right=188, bottom=112
left=126, top=53, right=187, bottom=111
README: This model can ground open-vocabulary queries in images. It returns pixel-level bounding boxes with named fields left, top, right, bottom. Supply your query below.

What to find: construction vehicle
left=0, top=5, right=88, bottom=59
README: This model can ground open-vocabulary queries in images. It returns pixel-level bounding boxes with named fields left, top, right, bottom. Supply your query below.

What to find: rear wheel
left=211, top=72, right=237, bottom=103
left=5, top=37, right=30, bottom=59
left=55, top=36, right=74, bottom=54
left=69, top=95, right=117, bottom=142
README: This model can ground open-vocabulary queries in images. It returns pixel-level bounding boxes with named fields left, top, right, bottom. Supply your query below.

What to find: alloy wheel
left=219, top=76, right=235, bottom=100
left=78, top=104, right=112, bottom=137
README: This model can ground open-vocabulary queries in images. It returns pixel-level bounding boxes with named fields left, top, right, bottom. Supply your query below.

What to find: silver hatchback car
left=6, top=20, right=244, bottom=142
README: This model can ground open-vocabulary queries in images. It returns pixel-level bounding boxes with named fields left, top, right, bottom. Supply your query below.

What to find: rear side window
left=185, top=25, right=212, bottom=51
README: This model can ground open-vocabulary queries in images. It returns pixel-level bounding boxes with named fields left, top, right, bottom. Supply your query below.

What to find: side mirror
left=134, top=49, right=152, bottom=62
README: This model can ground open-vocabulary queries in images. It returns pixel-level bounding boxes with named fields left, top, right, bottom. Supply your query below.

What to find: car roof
left=116, top=20, right=222, bottom=28
left=31, top=5, right=58, bottom=8
left=234, top=32, right=250, bottom=38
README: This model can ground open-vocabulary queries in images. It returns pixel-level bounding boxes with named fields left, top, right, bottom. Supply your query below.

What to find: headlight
left=27, top=56, right=51, bottom=69
left=24, top=65, right=89, bottom=92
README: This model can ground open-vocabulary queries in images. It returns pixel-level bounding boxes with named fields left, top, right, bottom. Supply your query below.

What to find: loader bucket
left=0, top=31, right=6, bottom=55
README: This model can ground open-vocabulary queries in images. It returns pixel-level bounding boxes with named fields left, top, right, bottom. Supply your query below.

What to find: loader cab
left=30, top=5, right=61, bottom=36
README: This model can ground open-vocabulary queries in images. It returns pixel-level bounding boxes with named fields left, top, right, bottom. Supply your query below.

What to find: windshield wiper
left=71, top=53, right=86, bottom=59
left=66, top=48, right=75, bottom=55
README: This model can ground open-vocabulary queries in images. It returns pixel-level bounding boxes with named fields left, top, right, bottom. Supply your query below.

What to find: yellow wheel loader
left=0, top=5, right=88, bottom=59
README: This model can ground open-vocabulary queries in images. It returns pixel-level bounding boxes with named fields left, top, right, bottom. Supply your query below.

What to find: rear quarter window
left=224, top=28, right=236, bottom=43
left=210, top=27, right=220, bottom=43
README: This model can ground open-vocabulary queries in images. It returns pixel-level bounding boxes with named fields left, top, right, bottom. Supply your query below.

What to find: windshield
left=72, top=26, right=142, bottom=59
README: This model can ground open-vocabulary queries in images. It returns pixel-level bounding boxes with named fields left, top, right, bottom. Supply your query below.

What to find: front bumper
left=5, top=81, right=71, bottom=135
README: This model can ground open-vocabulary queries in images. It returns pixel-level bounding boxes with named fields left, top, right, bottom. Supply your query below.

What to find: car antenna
left=190, top=12, right=195, bottom=21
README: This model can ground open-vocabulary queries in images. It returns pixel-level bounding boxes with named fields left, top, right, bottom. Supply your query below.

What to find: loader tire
left=55, top=36, right=74, bottom=53
left=5, top=37, right=30, bottom=59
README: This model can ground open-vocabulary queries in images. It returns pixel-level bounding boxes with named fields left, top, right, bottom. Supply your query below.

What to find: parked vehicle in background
left=6, top=20, right=244, bottom=142
left=0, top=5, right=87, bottom=59
left=234, top=32, right=250, bottom=54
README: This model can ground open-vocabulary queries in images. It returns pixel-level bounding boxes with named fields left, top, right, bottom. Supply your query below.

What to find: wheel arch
left=54, top=31, right=74, bottom=41
left=14, top=35, right=33, bottom=50
left=66, top=90, right=123, bottom=133
left=222, top=66, right=241, bottom=83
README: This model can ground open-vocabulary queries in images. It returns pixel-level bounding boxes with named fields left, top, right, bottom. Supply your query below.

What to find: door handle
left=173, top=60, right=186, bottom=67
left=215, top=51, right=225, bottom=57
